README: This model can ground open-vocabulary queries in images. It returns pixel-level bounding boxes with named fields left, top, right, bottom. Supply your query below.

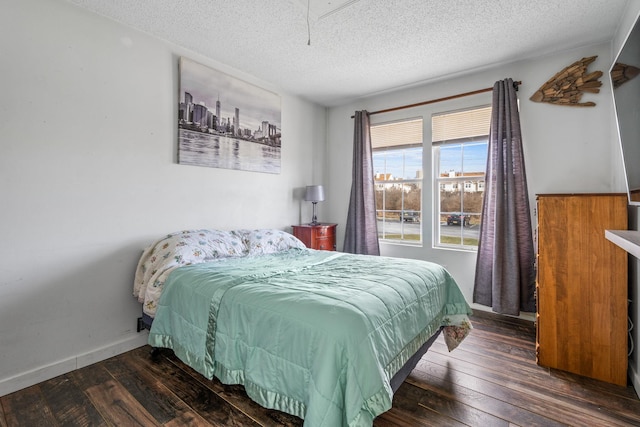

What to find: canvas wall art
left=177, top=57, right=281, bottom=174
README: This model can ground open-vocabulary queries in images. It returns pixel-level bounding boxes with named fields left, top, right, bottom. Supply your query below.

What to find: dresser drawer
left=316, top=226, right=335, bottom=238
left=315, top=237, right=335, bottom=251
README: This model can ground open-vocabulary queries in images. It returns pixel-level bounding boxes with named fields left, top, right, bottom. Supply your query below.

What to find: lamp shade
left=304, top=185, right=325, bottom=202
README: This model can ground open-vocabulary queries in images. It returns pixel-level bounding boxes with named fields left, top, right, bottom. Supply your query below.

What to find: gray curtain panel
left=473, top=79, right=535, bottom=315
left=343, top=110, right=380, bottom=255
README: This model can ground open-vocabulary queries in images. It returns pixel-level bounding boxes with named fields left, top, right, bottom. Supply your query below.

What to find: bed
left=134, top=228, right=472, bottom=427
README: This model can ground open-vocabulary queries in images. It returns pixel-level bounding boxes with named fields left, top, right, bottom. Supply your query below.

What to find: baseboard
left=631, top=363, right=640, bottom=398
left=0, top=332, right=148, bottom=397
left=469, top=304, right=536, bottom=323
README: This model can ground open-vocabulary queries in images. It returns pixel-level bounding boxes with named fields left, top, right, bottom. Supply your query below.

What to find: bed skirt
left=139, top=312, right=441, bottom=394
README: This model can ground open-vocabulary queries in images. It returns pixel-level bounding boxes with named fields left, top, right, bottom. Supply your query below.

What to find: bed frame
left=136, top=313, right=154, bottom=332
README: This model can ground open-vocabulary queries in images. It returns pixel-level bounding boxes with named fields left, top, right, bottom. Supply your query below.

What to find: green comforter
left=149, top=249, right=471, bottom=426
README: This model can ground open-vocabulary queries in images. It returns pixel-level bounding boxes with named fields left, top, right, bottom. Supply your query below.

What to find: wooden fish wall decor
left=530, top=56, right=602, bottom=107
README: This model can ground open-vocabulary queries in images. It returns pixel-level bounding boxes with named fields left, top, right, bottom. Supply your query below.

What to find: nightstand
left=291, top=223, right=337, bottom=251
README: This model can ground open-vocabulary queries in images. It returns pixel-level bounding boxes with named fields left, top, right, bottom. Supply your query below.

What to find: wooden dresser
left=292, top=223, right=337, bottom=251
left=536, top=193, right=628, bottom=385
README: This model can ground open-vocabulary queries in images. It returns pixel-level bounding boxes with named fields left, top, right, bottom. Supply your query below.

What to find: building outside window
left=432, top=106, right=491, bottom=249
left=372, top=118, right=423, bottom=244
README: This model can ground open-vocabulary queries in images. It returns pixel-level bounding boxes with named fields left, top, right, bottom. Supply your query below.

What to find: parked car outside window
left=402, top=211, right=420, bottom=223
left=446, top=213, right=470, bottom=226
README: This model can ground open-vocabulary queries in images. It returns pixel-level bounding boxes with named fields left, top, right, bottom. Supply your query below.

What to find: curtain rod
left=350, top=81, right=522, bottom=118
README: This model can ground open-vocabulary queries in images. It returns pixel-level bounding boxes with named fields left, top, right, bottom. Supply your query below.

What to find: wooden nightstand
left=291, top=223, right=337, bottom=251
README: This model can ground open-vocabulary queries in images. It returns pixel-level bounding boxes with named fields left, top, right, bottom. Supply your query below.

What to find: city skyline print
left=177, top=57, right=282, bottom=174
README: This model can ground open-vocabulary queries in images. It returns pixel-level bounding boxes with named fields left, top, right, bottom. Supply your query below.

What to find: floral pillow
left=134, top=229, right=247, bottom=316
left=233, top=229, right=306, bottom=255
left=152, top=229, right=246, bottom=262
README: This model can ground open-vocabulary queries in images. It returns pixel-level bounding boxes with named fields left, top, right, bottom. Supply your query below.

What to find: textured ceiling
left=65, top=0, right=628, bottom=106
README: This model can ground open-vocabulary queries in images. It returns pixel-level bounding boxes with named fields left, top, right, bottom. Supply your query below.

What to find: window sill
left=379, top=239, right=423, bottom=247
left=433, top=244, right=478, bottom=253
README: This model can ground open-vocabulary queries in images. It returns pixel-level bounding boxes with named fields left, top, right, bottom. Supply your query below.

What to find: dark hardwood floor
left=2, top=311, right=639, bottom=426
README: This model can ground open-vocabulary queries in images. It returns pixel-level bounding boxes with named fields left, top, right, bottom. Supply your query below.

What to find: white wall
left=326, top=42, right=623, bottom=313
left=0, top=0, right=325, bottom=396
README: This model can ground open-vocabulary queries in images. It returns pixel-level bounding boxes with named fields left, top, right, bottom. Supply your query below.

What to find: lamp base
left=310, top=202, right=319, bottom=225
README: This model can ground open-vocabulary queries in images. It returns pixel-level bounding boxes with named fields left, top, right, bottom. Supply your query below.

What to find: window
left=372, top=118, right=423, bottom=244
left=432, top=106, right=491, bottom=249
